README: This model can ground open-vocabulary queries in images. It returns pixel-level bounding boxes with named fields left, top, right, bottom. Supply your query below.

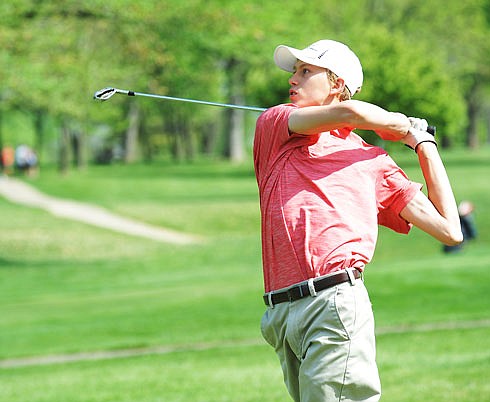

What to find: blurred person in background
left=14, top=144, right=38, bottom=177
left=443, top=200, right=477, bottom=253
left=1, top=146, right=15, bottom=175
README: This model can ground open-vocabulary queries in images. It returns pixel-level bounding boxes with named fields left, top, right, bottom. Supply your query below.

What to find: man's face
left=288, top=61, right=333, bottom=107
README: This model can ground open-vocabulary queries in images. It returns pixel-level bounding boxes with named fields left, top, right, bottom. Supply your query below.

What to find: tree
left=0, top=0, right=487, bottom=171
left=352, top=26, right=467, bottom=147
left=364, top=0, right=490, bottom=147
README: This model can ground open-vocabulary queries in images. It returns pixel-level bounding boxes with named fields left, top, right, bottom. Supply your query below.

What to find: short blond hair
left=326, top=69, right=356, bottom=101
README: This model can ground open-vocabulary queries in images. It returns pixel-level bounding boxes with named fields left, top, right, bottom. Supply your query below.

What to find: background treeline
left=0, top=0, right=489, bottom=171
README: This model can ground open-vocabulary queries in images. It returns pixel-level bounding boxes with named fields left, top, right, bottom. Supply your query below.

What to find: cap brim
left=274, top=45, right=302, bottom=73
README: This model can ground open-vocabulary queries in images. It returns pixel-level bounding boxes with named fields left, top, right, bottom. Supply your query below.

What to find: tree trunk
left=140, top=119, right=153, bottom=163
left=228, top=107, right=245, bottom=162
left=125, top=102, right=140, bottom=163
left=34, top=111, right=44, bottom=166
left=167, top=110, right=184, bottom=162
left=223, top=58, right=246, bottom=162
left=184, top=123, right=196, bottom=160
left=467, top=99, right=479, bottom=149
left=166, top=109, right=197, bottom=162
left=201, top=121, right=219, bottom=156
left=71, top=129, right=86, bottom=169
left=466, top=82, right=479, bottom=149
left=59, top=122, right=71, bottom=174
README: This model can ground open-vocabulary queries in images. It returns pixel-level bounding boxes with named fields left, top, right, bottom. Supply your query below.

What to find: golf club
left=93, top=87, right=266, bottom=112
left=93, top=87, right=436, bottom=135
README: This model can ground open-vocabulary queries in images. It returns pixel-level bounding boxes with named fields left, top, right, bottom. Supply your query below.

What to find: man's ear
left=330, top=77, right=346, bottom=96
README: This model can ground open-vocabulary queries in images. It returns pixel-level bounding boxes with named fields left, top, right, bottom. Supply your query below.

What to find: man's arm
left=399, top=142, right=463, bottom=246
left=288, top=100, right=410, bottom=139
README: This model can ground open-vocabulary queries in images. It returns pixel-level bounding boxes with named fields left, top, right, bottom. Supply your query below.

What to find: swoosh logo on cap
left=317, top=50, right=328, bottom=59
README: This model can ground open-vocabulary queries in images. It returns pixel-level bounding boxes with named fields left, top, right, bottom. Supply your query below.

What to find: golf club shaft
left=95, top=87, right=436, bottom=134
left=114, top=88, right=266, bottom=112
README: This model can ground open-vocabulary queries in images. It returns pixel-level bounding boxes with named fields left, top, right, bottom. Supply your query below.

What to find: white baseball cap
left=274, top=40, right=363, bottom=96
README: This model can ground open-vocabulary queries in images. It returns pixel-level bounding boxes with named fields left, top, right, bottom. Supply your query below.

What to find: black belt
left=263, top=269, right=361, bottom=307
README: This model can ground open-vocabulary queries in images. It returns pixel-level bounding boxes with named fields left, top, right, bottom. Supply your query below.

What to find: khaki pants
left=261, top=279, right=381, bottom=402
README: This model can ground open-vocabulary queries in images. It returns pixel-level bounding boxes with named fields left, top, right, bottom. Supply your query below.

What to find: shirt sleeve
left=253, top=104, right=296, bottom=183
left=376, top=154, right=423, bottom=234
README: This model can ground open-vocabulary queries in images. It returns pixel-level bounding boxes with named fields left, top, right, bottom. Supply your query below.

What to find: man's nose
left=289, top=73, right=298, bottom=86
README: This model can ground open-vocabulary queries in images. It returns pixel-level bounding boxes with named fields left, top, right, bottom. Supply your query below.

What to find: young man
left=253, top=40, right=463, bottom=402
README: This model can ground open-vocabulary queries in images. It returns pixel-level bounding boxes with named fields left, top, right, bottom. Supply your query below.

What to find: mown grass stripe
left=2, top=319, right=489, bottom=369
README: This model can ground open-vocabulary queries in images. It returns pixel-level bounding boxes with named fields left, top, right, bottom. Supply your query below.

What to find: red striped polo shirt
left=253, top=104, right=421, bottom=292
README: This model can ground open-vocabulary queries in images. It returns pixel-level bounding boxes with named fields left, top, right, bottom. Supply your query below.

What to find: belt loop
left=346, top=268, right=356, bottom=286
left=307, top=278, right=317, bottom=297
left=268, top=292, right=275, bottom=309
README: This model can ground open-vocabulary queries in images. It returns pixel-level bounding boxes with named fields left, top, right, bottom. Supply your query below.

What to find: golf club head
left=93, top=87, right=117, bottom=101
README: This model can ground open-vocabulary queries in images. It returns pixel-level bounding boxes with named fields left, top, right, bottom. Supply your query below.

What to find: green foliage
left=354, top=26, right=467, bottom=146
left=0, top=0, right=488, bottom=164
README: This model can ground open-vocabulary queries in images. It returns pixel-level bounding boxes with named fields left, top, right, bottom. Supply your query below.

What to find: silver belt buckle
left=346, top=268, right=356, bottom=286
left=307, top=278, right=317, bottom=297
left=267, top=292, right=275, bottom=309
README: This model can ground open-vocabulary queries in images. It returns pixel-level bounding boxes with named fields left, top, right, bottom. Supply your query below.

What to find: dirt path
left=0, top=175, right=202, bottom=245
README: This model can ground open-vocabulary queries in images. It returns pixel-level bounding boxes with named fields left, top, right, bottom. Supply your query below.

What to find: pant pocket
left=260, top=309, right=276, bottom=347
left=334, top=284, right=357, bottom=340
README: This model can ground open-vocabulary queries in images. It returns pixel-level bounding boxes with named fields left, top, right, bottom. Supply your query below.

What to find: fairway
left=1, top=149, right=489, bottom=402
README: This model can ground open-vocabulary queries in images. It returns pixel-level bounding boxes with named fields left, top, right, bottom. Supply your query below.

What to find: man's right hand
left=402, top=127, right=437, bottom=152
left=408, top=117, right=428, bottom=132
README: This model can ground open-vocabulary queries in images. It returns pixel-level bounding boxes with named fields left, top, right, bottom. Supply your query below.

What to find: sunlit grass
left=0, top=149, right=489, bottom=401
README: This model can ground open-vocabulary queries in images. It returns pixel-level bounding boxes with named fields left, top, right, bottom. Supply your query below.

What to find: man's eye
left=302, top=68, right=309, bottom=74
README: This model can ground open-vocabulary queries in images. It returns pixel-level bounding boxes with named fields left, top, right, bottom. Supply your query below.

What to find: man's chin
left=293, top=100, right=315, bottom=108
left=291, top=98, right=307, bottom=107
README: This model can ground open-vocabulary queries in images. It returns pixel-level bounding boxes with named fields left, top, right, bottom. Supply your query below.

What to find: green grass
left=378, top=327, right=490, bottom=401
left=0, top=346, right=290, bottom=402
left=0, top=148, right=489, bottom=401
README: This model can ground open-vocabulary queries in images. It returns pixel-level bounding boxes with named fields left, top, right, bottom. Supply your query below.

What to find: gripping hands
left=402, top=117, right=437, bottom=153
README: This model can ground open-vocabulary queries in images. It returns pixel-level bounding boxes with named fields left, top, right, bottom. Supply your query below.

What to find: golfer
left=253, top=39, right=463, bottom=402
